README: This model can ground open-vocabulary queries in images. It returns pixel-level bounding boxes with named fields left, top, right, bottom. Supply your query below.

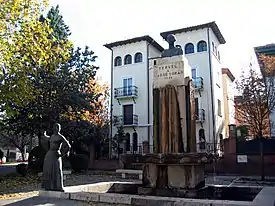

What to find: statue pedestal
left=122, top=153, right=214, bottom=197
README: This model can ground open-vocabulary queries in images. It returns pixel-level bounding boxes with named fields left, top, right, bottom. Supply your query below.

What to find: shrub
left=70, top=154, right=89, bottom=173
left=16, top=163, right=28, bottom=176
left=28, top=146, right=47, bottom=173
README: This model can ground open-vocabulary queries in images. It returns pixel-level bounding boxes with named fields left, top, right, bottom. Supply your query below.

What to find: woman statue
left=41, top=123, right=71, bottom=191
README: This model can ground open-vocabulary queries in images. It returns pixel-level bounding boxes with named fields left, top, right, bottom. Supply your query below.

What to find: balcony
left=193, top=77, right=204, bottom=91
left=114, top=86, right=138, bottom=99
left=196, top=109, right=205, bottom=122
left=113, top=114, right=138, bottom=126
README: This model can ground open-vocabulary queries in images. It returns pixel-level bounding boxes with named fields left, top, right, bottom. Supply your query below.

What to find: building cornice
left=222, top=68, right=235, bottom=82
left=160, top=21, right=226, bottom=44
left=103, top=35, right=164, bottom=52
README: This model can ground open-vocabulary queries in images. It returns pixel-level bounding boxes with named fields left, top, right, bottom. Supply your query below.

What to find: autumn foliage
left=83, top=78, right=110, bottom=126
left=235, top=55, right=275, bottom=138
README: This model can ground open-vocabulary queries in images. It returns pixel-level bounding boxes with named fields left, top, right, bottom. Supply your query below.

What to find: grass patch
left=0, top=173, right=40, bottom=199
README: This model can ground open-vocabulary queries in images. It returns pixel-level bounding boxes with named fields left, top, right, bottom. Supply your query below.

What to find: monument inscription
left=153, top=61, right=185, bottom=88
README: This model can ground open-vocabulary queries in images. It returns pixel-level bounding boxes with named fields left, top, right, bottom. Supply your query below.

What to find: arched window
left=212, top=42, right=215, bottom=52
left=218, top=51, right=220, bottom=60
left=215, top=46, right=217, bottom=55
left=185, top=43, right=194, bottom=54
left=199, top=129, right=205, bottom=141
left=124, top=54, right=132, bottom=65
left=126, top=133, right=130, bottom=151
left=114, top=56, right=122, bottom=66
left=134, top=52, right=143, bottom=63
left=199, top=128, right=206, bottom=150
left=132, top=132, right=138, bottom=152
left=197, top=41, right=207, bottom=52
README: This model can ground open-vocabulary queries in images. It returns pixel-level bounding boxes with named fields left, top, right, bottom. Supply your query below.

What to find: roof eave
left=160, top=21, right=226, bottom=44
left=103, top=35, right=164, bottom=52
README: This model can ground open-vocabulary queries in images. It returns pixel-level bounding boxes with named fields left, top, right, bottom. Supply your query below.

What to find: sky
left=49, top=0, right=275, bottom=84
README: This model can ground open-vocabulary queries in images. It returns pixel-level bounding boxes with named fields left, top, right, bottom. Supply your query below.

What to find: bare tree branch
left=235, top=55, right=275, bottom=137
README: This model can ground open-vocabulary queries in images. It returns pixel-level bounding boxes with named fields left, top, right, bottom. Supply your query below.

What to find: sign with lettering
left=237, top=155, right=247, bottom=163
left=153, top=61, right=185, bottom=88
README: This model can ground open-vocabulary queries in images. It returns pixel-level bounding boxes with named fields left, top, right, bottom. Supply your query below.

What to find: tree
left=235, top=55, right=275, bottom=180
left=0, top=118, right=32, bottom=161
left=112, top=126, right=126, bottom=155
left=235, top=65, right=275, bottom=138
left=39, top=5, right=71, bottom=41
left=0, top=0, right=72, bottom=115
left=82, top=78, right=110, bottom=126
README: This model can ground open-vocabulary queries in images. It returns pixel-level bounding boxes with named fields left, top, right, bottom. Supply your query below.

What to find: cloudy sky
left=49, top=0, right=275, bottom=83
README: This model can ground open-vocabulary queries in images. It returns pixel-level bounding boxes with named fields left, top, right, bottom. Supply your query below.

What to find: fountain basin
left=39, top=181, right=275, bottom=206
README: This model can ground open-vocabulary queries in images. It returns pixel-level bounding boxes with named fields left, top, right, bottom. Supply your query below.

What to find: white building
left=104, top=21, right=228, bottom=153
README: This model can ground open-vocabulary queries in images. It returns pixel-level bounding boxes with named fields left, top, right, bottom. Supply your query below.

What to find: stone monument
left=122, top=34, right=213, bottom=197
left=41, top=123, right=71, bottom=192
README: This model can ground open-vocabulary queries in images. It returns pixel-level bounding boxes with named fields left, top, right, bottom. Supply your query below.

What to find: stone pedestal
left=122, top=153, right=213, bottom=197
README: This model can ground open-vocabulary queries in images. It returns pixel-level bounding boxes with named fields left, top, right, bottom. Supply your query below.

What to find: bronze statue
left=161, top=34, right=183, bottom=57
left=41, top=123, right=71, bottom=191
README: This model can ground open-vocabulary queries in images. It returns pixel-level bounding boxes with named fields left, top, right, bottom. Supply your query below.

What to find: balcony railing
left=113, top=114, right=138, bottom=126
left=114, top=86, right=138, bottom=99
left=196, top=109, right=205, bottom=122
left=193, top=77, right=204, bottom=90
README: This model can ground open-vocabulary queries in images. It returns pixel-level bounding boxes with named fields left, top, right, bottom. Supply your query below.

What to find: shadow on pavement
left=1, top=196, right=87, bottom=206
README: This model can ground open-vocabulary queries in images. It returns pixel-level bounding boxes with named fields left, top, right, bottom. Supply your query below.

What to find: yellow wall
left=222, top=74, right=230, bottom=137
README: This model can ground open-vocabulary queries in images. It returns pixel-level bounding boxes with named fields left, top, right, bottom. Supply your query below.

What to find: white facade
left=105, top=22, right=227, bottom=153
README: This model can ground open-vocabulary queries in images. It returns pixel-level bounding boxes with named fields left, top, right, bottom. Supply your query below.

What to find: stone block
left=132, top=196, right=178, bottom=206
left=70, top=192, right=99, bottom=202
left=137, top=187, right=153, bottom=195
left=99, top=193, right=132, bottom=204
left=39, top=190, right=69, bottom=199
left=167, top=165, right=204, bottom=189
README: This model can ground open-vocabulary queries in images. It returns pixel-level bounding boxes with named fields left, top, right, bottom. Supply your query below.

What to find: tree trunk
left=88, top=144, right=95, bottom=169
left=259, top=130, right=265, bottom=181
left=20, top=150, right=25, bottom=162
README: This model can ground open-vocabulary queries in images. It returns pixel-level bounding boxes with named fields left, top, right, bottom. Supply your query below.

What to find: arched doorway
left=199, top=128, right=206, bottom=150
left=132, top=132, right=138, bottom=152
left=125, top=133, right=130, bottom=152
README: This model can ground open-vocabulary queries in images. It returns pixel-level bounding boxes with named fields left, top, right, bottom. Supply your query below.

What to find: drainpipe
left=109, top=48, right=114, bottom=159
left=146, top=41, right=153, bottom=148
left=207, top=27, right=216, bottom=154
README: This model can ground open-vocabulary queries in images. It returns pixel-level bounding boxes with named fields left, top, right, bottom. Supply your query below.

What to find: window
left=125, top=133, right=130, bottom=151
left=195, top=98, right=199, bottom=119
left=217, top=99, right=222, bottom=116
left=191, top=68, right=197, bottom=79
left=185, top=43, right=194, bottom=54
left=114, top=56, right=122, bottom=66
left=123, top=104, right=133, bottom=125
left=132, top=132, right=138, bottom=152
left=218, top=51, right=220, bottom=60
left=134, top=52, right=143, bottom=63
left=124, top=54, right=132, bottom=65
left=123, top=78, right=132, bottom=96
left=197, top=41, right=207, bottom=52
left=215, top=46, right=217, bottom=56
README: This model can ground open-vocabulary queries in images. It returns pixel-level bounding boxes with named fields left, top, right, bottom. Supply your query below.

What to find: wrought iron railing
left=114, top=86, right=138, bottom=98
left=193, top=77, right=204, bottom=90
left=196, top=109, right=205, bottom=121
left=197, top=142, right=222, bottom=154
left=113, top=114, right=138, bottom=126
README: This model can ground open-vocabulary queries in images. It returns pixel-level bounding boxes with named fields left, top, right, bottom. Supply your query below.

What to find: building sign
left=153, top=61, right=185, bottom=88
left=237, top=155, right=248, bottom=163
